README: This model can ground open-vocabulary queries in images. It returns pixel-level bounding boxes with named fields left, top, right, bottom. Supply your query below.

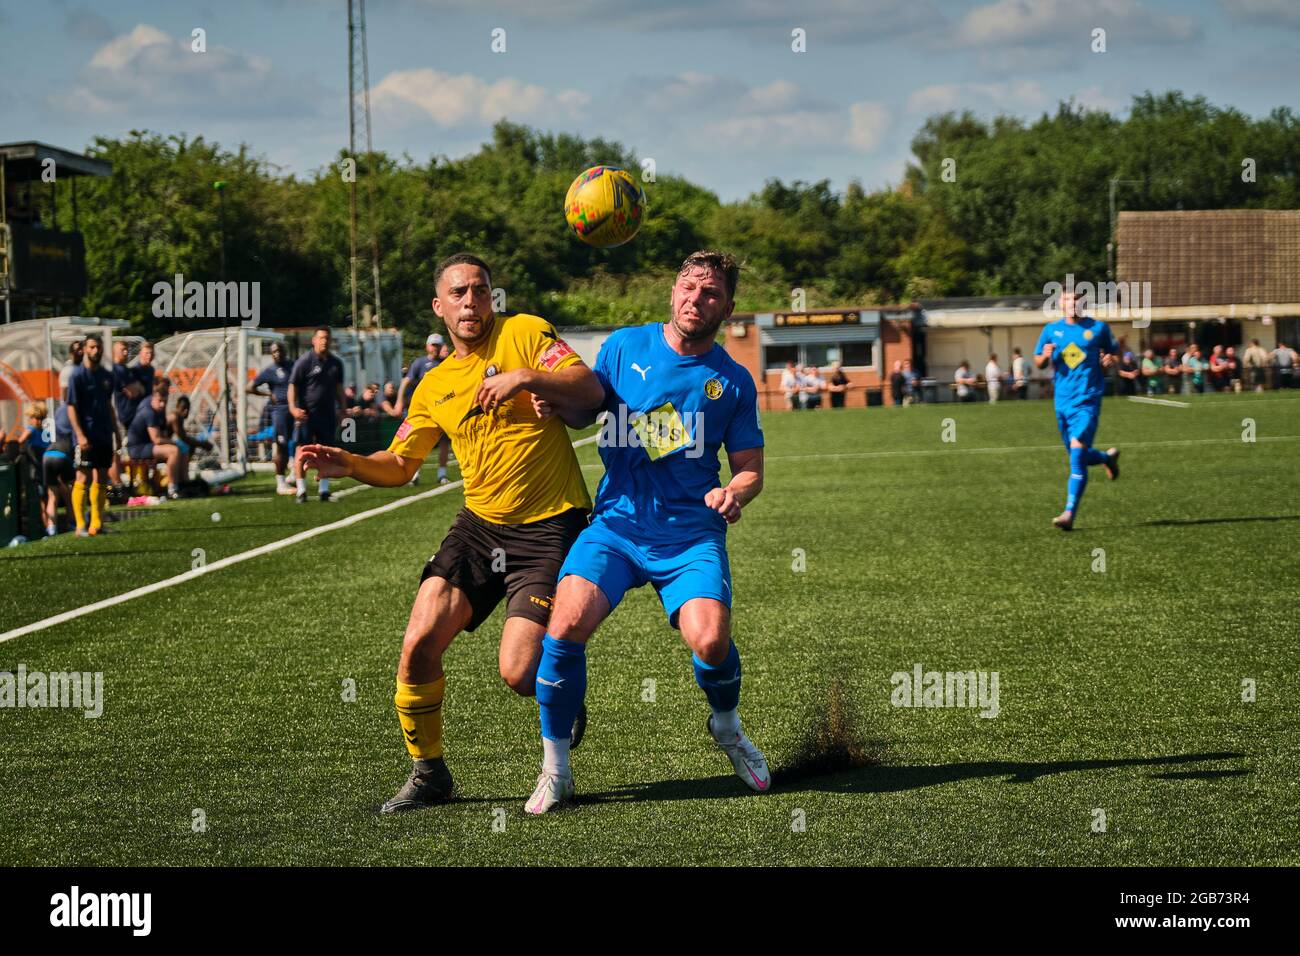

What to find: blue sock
left=536, top=635, right=586, bottom=741
left=692, top=641, right=742, bottom=713
left=1065, top=446, right=1089, bottom=512
left=1083, top=447, right=1108, bottom=467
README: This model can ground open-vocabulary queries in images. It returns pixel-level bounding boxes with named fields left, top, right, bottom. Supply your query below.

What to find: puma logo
left=631, top=363, right=651, bottom=380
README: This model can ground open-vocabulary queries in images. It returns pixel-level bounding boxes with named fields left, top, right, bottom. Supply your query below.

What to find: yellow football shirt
left=387, top=313, right=592, bottom=524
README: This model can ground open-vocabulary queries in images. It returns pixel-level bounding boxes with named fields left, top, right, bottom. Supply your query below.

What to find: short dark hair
left=84, top=333, right=103, bottom=347
left=434, top=253, right=492, bottom=292
left=678, top=250, right=739, bottom=301
left=314, top=327, right=331, bottom=337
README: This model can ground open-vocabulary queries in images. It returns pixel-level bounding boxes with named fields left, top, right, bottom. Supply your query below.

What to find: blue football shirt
left=591, top=323, right=763, bottom=541
left=1034, top=316, right=1117, bottom=408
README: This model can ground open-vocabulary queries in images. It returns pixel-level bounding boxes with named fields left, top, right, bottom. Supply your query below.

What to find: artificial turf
left=2, top=391, right=1297, bottom=865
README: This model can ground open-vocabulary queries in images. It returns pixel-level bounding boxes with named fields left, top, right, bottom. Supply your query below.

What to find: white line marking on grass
left=1127, top=396, right=1189, bottom=407
left=765, top=435, right=1299, bottom=463
left=2, top=432, right=604, bottom=645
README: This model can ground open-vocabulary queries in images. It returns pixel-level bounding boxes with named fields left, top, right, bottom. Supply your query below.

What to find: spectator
left=1208, top=345, right=1229, bottom=391
left=348, top=382, right=382, bottom=419
left=985, top=354, right=1002, bottom=403
left=1117, top=351, right=1139, bottom=396
left=1183, top=345, right=1207, bottom=394
left=889, top=360, right=904, bottom=406
left=1141, top=349, right=1162, bottom=396
left=380, top=381, right=402, bottom=417
left=800, top=365, right=825, bottom=410
left=10, top=403, right=49, bottom=536
left=1273, top=341, right=1296, bottom=389
left=780, top=360, right=800, bottom=410
left=1242, top=339, right=1268, bottom=392
left=396, top=333, right=444, bottom=418
left=1162, top=349, right=1183, bottom=395
left=954, top=360, right=977, bottom=402
left=1011, top=347, right=1029, bottom=399
left=1224, top=346, right=1241, bottom=392
left=901, top=360, right=919, bottom=405
left=827, top=360, right=849, bottom=408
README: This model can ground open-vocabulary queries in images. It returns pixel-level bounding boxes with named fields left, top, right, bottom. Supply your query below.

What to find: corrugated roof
left=1116, top=210, right=1300, bottom=307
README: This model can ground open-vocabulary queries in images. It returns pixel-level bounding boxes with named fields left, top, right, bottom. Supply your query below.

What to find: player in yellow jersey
left=298, top=253, right=604, bottom=812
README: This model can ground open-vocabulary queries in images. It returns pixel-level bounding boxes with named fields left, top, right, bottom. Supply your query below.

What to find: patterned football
left=564, top=165, right=647, bottom=248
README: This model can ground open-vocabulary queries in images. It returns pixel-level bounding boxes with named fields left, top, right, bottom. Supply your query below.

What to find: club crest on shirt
left=1083, top=329, right=1093, bottom=341
left=704, top=377, right=724, bottom=400
left=484, top=364, right=499, bottom=378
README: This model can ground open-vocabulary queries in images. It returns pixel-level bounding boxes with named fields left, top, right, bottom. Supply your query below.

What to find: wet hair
left=678, top=250, right=739, bottom=301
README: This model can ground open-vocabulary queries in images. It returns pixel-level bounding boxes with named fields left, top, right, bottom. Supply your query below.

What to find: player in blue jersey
left=1034, top=290, right=1122, bottom=531
left=247, top=341, right=296, bottom=495
left=522, top=251, right=769, bottom=814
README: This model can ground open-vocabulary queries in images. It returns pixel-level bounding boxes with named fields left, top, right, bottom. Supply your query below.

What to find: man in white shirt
left=1011, top=347, right=1029, bottom=399
left=780, top=361, right=800, bottom=410
left=954, top=360, right=977, bottom=402
left=801, top=365, right=825, bottom=410
left=985, top=354, right=1002, bottom=403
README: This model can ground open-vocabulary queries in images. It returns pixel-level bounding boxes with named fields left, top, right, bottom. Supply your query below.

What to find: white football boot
left=709, top=715, right=772, bottom=792
left=525, top=770, right=575, bottom=814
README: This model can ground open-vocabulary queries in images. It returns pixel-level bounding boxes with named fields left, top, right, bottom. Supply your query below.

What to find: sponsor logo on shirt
left=1061, top=342, right=1086, bottom=370
left=395, top=420, right=412, bottom=441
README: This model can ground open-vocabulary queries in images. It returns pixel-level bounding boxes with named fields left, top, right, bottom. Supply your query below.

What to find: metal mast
left=347, top=0, right=382, bottom=329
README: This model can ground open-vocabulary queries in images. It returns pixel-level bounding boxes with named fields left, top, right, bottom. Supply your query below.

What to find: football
left=564, top=165, right=646, bottom=248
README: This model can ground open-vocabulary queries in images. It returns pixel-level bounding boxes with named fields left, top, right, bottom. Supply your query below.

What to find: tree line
left=55, top=91, right=1299, bottom=344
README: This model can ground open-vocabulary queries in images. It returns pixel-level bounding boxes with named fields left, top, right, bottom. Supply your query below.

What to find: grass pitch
left=2, top=392, right=1297, bottom=865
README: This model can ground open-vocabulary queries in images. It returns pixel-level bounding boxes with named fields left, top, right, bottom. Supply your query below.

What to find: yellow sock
left=395, top=677, right=445, bottom=760
left=89, top=482, right=104, bottom=530
left=71, top=483, right=88, bottom=530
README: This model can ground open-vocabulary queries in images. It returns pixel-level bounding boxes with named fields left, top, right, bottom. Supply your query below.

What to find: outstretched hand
left=297, top=443, right=352, bottom=479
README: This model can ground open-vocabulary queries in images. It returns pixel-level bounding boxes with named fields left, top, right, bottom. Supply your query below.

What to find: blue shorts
left=1055, top=401, right=1101, bottom=448
left=293, top=417, right=336, bottom=449
left=558, top=519, right=732, bottom=628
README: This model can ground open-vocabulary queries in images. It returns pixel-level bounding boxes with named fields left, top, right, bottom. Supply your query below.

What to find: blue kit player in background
left=523, top=250, right=770, bottom=814
left=247, top=341, right=295, bottom=495
left=1035, top=289, right=1122, bottom=531
left=288, top=327, right=347, bottom=503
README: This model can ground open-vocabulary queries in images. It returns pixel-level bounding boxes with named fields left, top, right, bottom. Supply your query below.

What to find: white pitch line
left=1127, top=396, right=1189, bottom=408
left=764, top=435, right=1299, bottom=463
left=2, top=432, right=605, bottom=645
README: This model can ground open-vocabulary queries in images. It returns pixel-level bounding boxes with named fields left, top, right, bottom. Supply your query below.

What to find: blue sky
left=2, top=0, right=1297, bottom=200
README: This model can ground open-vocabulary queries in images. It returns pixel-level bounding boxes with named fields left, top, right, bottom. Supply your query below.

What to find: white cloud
left=906, top=81, right=1049, bottom=115
left=1219, top=0, right=1300, bottom=28
left=49, top=23, right=324, bottom=119
left=847, top=102, right=891, bottom=152
left=370, top=69, right=590, bottom=128
left=955, top=0, right=1197, bottom=47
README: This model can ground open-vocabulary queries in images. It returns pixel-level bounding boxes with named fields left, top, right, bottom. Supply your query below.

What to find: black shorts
left=43, top=441, right=75, bottom=485
left=422, top=506, right=589, bottom=632
left=73, top=441, right=114, bottom=471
